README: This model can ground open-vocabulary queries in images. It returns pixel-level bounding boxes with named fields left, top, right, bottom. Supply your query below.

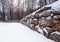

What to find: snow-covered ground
left=51, top=0, right=60, bottom=12
left=0, top=23, right=55, bottom=42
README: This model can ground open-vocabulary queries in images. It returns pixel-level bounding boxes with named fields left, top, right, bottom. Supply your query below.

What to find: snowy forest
left=0, top=0, right=60, bottom=42
left=0, top=0, right=57, bottom=21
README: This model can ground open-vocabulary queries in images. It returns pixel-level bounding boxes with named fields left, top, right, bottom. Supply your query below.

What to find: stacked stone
left=20, top=9, right=53, bottom=32
left=20, top=9, right=60, bottom=42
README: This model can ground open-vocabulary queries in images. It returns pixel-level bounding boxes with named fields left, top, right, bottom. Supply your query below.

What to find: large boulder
left=34, top=10, right=52, bottom=18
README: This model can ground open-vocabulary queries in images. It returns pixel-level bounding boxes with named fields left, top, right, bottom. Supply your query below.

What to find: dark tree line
left=0, top=0, right=57, bottom=21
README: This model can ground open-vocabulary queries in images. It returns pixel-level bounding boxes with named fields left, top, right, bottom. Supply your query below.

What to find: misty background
left=0, top=0, right=57, bottom=21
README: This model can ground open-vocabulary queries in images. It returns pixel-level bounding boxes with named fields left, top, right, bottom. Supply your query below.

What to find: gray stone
left=49, top=32, right=60, bottom=42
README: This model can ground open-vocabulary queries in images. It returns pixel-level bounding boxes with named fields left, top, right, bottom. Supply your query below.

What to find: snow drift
left=51, top=0, right=60, bottom=12
left=0, top=23, right=55, bottom=42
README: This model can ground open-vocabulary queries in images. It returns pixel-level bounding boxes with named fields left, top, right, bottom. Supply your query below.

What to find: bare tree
left=39, top=0, right=46, bottom=7
left=1, top=0, right=6, bottom=21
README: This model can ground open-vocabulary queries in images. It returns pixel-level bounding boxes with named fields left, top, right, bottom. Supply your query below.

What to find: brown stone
left=32, top=18, right=39, bottom=26
left=30, top=24, right=35, bottom=30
